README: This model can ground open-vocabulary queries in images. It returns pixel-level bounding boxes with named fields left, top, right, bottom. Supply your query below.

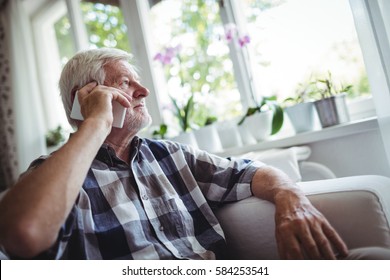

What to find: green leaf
left=205, top=116, right=217, bottom=126
left=263, top=96, right=277, bottom=101
left=270, top=103, right=284, bottom=135
left=170, top=96, right=185, bottom=131
left=341, top=85, right=353, bottom=93
left=152, top=124, right=168, bottom=139
left=237, top=107, right=259, bottom=125
left=246, top=107, right=259, bottom=116
left=160, top=124, right=168, bottom=135
left=183, top=94, right=194, bottom=132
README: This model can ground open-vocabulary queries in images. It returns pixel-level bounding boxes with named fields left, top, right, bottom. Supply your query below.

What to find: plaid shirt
left=27, top=137, right=263, bottom=260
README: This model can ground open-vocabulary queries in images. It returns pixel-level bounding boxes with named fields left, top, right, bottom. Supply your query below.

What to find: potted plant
left=216, top=117, right=244, bottom=149
left=45, top=125, right=66, bottom=153
left=237, top=96, right=284, bottom=141
left=313, top=71, right=352, bottom=128
left=152, top=124, right=168, bottom=140
left=193, top=115, right=224, bottom=153
left=283, top=81, right=320, bottom=133
left=169, top=95, right=198, bottom=147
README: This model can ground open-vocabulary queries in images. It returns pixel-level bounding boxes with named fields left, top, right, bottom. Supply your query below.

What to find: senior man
left=0, top=48, right=349, bottom=260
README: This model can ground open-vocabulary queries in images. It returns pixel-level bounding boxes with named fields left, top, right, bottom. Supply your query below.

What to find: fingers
left=298, top=225, right=322, bottom=259
left=276, top=210, right=348, bottom=260
left=78, top=82, right=131, bottom=108
left=75, top=83, right=132, bottom=128
left=276, top=220, right=305, bottom=259
left=78, top=81, right=98, bottom=96
left=109, top=89, right=131, bottom=108
left=310, top=223, right=337, bottom=259
left=322, top=222, right=349, bottom=257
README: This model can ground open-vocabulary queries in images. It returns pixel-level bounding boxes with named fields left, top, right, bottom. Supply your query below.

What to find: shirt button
left=159, top=226, right=164, bottom=231
left=142, top=194, right=148, bottom=200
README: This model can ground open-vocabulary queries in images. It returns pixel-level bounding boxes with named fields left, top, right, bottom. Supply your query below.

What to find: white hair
left=59, top=48, right=135, bottom=127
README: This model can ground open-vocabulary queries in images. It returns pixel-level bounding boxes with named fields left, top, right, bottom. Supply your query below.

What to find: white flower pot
left=171, top=131, right=198, bottom=148
left=242, top=110, right=273, bottom=142
left=193, top=124, right=223, bottom=153
left=216, top=119, right=243, bottom=149
left=285, top=102, right=319, bottom=133
left=237, top=124, right=257, bottom=145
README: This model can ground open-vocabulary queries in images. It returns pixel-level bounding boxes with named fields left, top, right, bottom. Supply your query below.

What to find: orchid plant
left=224, top=23, right=251, bottom=48
left=154, top=44, right=195, bottom=133
left=224, top=25, right=283, bottom=135
left=153, top=24, right=250, bottom=133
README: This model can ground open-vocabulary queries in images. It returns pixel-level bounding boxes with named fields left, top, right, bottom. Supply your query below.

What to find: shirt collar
left=96, top=136, right=143, bottom=166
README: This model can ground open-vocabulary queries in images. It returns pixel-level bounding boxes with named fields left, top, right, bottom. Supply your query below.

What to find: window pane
left=149, top=0, right=242, bottom=135
left=54, top=14, right=76, bottom=67
left=51, top=12, right=75, bottom=132
left=55, top=1, right=131, bottom=62
left=81, top=1, right=131, bottom=51
left=242, top=0, right=370, bottom=102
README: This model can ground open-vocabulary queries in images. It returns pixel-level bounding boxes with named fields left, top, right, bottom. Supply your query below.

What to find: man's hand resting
left=273, top=189, right=348, bottom=259
left=251, top=166, right=349, bottom=259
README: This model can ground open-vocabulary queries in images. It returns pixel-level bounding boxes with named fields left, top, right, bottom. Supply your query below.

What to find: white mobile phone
left=70, top=91, right=126, bottom=128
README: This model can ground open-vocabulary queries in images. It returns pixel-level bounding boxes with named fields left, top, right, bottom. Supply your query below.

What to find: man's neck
left=104, top=129, right=137, bottom=164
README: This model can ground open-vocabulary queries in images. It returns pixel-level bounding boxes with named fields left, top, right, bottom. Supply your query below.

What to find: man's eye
left=121, top=80, right=130, bottom=87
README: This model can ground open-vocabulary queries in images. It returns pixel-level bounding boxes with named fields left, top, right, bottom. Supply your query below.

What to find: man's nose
left=133, top=84, right=149, bottom=98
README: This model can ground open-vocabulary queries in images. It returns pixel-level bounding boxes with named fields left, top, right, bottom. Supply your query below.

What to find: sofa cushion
left=215, top=175, right=390, bottom=259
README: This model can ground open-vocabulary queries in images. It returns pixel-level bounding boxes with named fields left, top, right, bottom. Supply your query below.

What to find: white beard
left=124, top=107, right=152, bottom=133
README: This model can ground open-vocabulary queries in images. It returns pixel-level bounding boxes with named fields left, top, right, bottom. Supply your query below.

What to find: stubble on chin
left=125, top=109, right=152, bottom=133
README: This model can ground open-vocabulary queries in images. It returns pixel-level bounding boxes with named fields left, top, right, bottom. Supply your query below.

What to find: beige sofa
left=215, top=175, right=390, bottom=259
left=1, top=175, right=390, bottom=260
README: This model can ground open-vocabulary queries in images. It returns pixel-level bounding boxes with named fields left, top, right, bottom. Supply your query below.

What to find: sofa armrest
left=215, top=175, right=390, bottom=259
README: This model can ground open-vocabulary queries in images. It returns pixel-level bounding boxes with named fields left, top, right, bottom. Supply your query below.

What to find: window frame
left=31, top=0, right=70, bottom=131
left=349, top=0, right=390, bottom=164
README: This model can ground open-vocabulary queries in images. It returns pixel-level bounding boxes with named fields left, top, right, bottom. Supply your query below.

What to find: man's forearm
left=250, top=165, right=303, bottom=203
left=0, top=118, right=110, bottom=258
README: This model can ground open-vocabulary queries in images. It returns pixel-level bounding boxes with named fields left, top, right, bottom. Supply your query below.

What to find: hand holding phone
left=70, top=91, right=126, bottom=128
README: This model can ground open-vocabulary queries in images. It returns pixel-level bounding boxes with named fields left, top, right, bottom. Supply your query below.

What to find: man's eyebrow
left=132, top=75, right=141, bottom=82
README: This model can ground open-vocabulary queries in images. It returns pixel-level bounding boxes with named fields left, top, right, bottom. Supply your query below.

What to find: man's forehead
left=105, top=60, right=139, bottom=79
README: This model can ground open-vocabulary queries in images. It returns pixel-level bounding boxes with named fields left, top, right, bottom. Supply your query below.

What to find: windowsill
left=217, top=117, right=379, bottom=157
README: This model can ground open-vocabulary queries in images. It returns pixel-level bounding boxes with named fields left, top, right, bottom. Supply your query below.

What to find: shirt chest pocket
left=152, top=197, right=194, bottom=238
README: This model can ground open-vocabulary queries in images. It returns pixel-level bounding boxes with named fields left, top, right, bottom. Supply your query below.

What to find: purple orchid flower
left=238, top=35, right=251, bottom=47
left=224, top=23, right=237, bottom=43
left=154, top=44, right=182, bottom=66
left=224, top=23, right=250, bottom=48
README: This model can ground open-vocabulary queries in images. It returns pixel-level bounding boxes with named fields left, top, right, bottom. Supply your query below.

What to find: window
left=240, top=0, right=370, bottom=102
left=149, top=0, right=242, bottom=135
left=32, top=0, right=381, bottom=142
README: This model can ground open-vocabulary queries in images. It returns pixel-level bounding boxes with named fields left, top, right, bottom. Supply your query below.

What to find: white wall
left=307, top=128, right=390, bottom=178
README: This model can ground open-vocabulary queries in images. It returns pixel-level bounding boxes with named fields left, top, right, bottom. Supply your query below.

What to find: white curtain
left=2, top=0, right=46, bottom=184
